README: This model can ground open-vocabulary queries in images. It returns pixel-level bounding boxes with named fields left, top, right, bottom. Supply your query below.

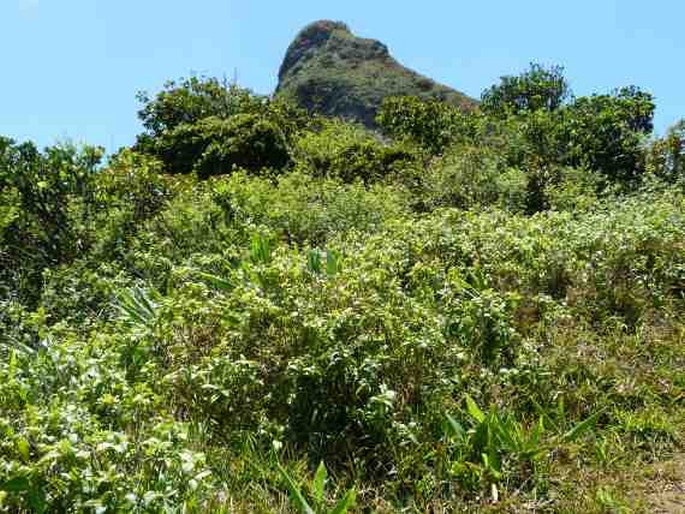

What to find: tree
left=479, top=69, right=655, bottom=184
left=561, top=86, right=655, bottom=182
left=481, top=63, right=571, bottom=117
left=194, top=114, right=291, bottom=178
left=136, top=77, right=264, bottom=138
left=293, top=119, right=413, bottom=182
left=0, top=140, right=103, bottom=303
left=135, top=77, right=309, bottom=176
left=376, top=96, right=477, bottom=154
left=646, top=119, right=685, bottom=180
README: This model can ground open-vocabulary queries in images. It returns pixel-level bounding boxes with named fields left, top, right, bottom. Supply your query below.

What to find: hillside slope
left=276, top=20, right=477, bottom=126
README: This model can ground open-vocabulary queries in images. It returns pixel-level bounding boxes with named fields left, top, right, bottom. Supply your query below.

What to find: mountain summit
left=276, top=20, right=476, bottom=127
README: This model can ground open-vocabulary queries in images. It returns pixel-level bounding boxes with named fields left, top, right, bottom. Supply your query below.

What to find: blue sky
left=1, top=0, right=683, bottom=152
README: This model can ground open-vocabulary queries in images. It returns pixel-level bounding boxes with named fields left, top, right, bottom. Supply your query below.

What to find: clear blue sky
left=1, top=0, right=683, bottom=153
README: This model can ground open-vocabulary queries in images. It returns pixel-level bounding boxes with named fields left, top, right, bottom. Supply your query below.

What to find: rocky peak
left=276, top=20, right=476, bottom=127
left=278, top=21, right=345, bottom=78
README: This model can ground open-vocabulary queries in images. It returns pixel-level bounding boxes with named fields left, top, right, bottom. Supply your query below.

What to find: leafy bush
left=408, top=145, right=527, bottom=211
left=646, top=119, right=685, bottom=181
left=136, top=77, right=264, bottom=138
left=475, top=66, right=655, bottom=187
left=377, top=96, right=477, bottom=154
left=136, top=78, right=307, bottom=177
left=561, top=86, right=654, bottom=182
left=0, top=338, right=215, bottom=512
left=0, top=140, right=103, bottom=304
left=293, top=120, right=414, bottom=182
left=212, top=170, right=410, bottom=245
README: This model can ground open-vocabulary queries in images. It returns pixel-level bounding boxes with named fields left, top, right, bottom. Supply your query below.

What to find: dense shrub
left=405, top=145, right=527, bottom=211
left=1, top=66, right=684, bottom=512
left=378, top=67, right=655, bottom=193
left=646, top=119, right=685, bottom=181
left=136, top=77, right=265, bottom=137
left=560, top=86, right=655, bottom=182
left=150, top=114, right=292, bottom=177
left=196, top=114, right=291, bottom=177
left=136, top=78, right=308, bottom=177
left=293, top=120, right=414, bottom=182
left=376, top=96, right=477, bottom=154
left=0, top=140, right=103, bottom=304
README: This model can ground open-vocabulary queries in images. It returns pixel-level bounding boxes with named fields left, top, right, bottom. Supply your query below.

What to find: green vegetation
left=135, top=78, right=309, bottom=177
left=1, top=49, right=685, bottom=513
left=276, top=20, right=476, bottom=127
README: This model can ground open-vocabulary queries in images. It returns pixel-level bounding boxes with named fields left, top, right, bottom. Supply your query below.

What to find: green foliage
left=136, top=77, right=307, bottom=177
left=137, top=76, right=264, bottom=137
left=481, top=63, right=570, bottom=116
left=443, top=396, right=601, bottom=496
left=407, top=145, right=528, bottom=211
left=561, top=86, right=655, bottom=182
left=543, top=166, right=602, bottom=212
left=377, top=95, right=477, bottom=154
left=211, top=170, right=409, bottom=246
left=293, top=120, right=414, bottom=182
left=0, top=140, right=103, bottom=303
left=646, top=119, right=685, bottom=181
left=89, top=149, right=174, bottom=260
left=476, top=66, right=655, bottom=187
left=191, top=114, right=291, bottom=178
left=1, top=57, right=684, bottom=512
left=278, top=461, right=356, bottom=514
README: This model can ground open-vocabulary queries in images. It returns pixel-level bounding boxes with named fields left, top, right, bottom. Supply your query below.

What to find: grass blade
left=561, top=410, right=604, bottom=443
left=277, top=462, right=315, bottom=514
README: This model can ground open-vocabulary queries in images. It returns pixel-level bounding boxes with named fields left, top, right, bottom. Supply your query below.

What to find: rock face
left=276, top=20, right=477, bottom=127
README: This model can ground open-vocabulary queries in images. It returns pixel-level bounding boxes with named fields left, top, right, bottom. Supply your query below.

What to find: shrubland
left=0, top=64, right=684, bottom=512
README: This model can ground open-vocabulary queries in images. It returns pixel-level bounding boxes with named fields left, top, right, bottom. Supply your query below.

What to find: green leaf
left=481, top=453, right=501, bottom=479
left=444, top=413, right=466, bottom=440
left=28, top=486, right=47, bottom=514
left=531, top=416, right=546, bottom=446
left=16, top=438, right=30, bottom=462
left=117, top=287, right=158, bottom=328
left=329, top=487, right=357, bottom=514
left=196, top=271, right=232, bottom=291
left=0, top=476, right=30, bottom=492
left=326, top=250, right=340, bottom=276
left=308, top=250, right=323, bottom=275
left=465, top=395, right=486, bottom=423
left=8, top=349, right=17, bottom=377
left=531, top=398, right=560, bottom=432
left=494, top=416, right=518, bottom=451
left=312, top=461, right=327, bottom=504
